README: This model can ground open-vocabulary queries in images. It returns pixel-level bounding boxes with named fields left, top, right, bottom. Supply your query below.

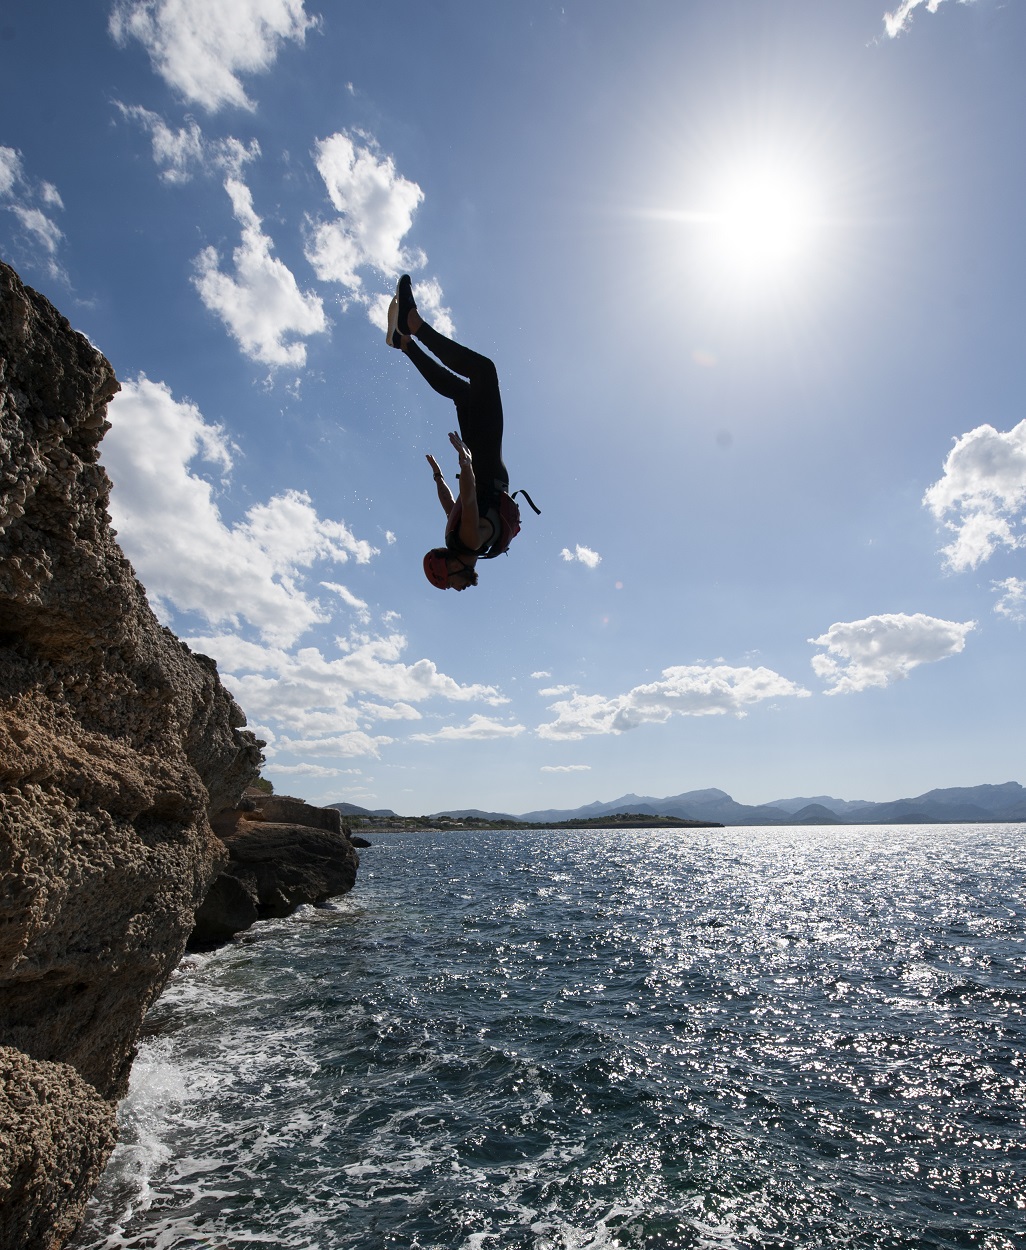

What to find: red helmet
left=423, top=548, right=451, bottom=589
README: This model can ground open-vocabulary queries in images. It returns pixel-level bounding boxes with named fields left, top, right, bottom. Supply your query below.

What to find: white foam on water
left=90, top=1033, right=208, bottom=1225
left=527, top=1214, right=626, bottom=1250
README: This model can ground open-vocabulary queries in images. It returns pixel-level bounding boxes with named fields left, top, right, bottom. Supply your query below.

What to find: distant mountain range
left=331, top=782, right=1026, bottom=826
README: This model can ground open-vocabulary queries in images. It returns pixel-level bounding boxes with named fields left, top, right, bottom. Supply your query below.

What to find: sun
left=699, top=156, right=824, bottom=289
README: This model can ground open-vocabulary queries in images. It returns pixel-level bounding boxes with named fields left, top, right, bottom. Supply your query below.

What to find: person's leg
left=406, top=320, right=505, bottom=486
left=403, top=339, right=470, bottom=405
left=415, top=321, right=499, bottom=394
left=398, top=278, right=509, bottom=489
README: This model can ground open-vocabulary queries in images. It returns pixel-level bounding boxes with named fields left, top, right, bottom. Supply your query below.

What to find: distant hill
left=327, top=801, right=399, bottom=819
left=517, top=782, right=1026, bottom=827
left=328, top=782, right=1026, bottom=827
left=790, top=803, right=845, bottom=825
left=765, top=795, right=875, bottom=817
left=519, top=788, right=792, bottom=826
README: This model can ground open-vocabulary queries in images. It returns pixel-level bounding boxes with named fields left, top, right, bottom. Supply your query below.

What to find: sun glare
left=700, top=157, right=824, bottom=289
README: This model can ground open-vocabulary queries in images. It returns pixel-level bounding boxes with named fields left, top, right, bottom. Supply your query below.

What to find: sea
left=70, top=824, right=1025, bottom=1250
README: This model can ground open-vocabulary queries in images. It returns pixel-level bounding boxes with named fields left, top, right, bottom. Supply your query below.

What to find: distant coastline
left=328, top=781, right=1026, bottom=832
left=341, top=812, right=724, bottom=834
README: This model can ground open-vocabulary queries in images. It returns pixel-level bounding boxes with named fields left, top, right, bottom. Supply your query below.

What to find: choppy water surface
left=72, top=825, right=1025, bottom=1250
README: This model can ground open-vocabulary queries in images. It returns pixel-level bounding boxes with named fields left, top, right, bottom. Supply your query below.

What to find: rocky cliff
left=0, top=260, right=263, bottom=1247
left=192, top=791, right=360, bottom=946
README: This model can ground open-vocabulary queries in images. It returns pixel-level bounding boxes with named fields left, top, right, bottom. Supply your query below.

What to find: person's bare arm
left=448, top=431, right=482, bottom=549
left=426, top=454, right=455, bottom=515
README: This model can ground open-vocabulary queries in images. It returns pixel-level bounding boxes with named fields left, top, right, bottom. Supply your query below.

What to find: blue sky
left=3, top=0, right=1024, bottom=815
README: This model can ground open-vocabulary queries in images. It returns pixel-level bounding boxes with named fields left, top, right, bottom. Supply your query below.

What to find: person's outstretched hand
left=448, top=431, right=472, bottom=465
left=426, top=453, right=443, bottom=477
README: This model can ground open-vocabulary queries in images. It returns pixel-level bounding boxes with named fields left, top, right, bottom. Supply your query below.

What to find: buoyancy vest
left=445, top=489, right=540, bottom=559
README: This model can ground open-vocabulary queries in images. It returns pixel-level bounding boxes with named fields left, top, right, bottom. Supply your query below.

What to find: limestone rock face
left=192, top=794, right=359, bottom=945
left=0, top=260, right=263, bottom=1243
left=0, top=1047, right=117, bottom=1250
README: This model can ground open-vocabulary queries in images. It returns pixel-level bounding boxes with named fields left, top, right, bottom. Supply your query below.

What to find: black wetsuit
left=406, top=322, right=509, bottom=538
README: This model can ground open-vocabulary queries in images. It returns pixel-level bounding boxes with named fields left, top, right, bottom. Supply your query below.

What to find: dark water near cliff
left=72, top=825, right=1025, bottom=1250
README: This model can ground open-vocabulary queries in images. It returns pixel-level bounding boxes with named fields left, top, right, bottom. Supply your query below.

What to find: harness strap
left=511, top=489, right=541, bottom=515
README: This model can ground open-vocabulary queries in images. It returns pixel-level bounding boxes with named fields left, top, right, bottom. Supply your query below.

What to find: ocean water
left=70, top=825, right=1025, bottom=1250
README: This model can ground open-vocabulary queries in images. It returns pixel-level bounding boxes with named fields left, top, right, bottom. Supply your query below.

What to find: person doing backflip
left=387, top=275, right=529, bottom=591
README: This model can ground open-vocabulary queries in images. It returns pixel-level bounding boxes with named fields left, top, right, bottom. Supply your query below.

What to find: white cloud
left=0, top=146, right=65, bottom=276
left=411, top=715, right=527, bottom=744
left=115, top=102, right=259, bottom=182
left=923, top=421, right=1026, bottom=571
left=883, top=0, right=973, bottom=38
left=538, top=685, right=575, bottom=697
left=993, top=577, right=1026, bottom=623
left=306, top=131, right=423, bottom=285
left=321, top=581, right=371, bottom=625
left=103, top=376, right=376, bottom=646
left=275, top=731, right=394, bottom=760
left=531, top=671, right=552, bottom=679
left=193, top=176, right=327, bottom=366
left=0, top=147, right=21, bottom=197
left=809, top=612, right=975, bottom=695
left=304, top=130, right=455, bottom=335
left=10, top=206, right=63, bottom=255
left=185, top=630, right=505, bottom=745
left=109, top=0, right=318, bottom=113
left=358, top=701, right=422, bottom=721
left=561, top=544, right=602, bottom=568
left=270, top=763, right=354, bottom=778
left=541, top=764, right=592, bottom=773
left=537, top=665, right=809, bottom=740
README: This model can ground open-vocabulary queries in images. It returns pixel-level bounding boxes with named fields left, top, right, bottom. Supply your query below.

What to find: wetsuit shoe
left=395, top=274, right=417, bottom=335
left=385, top=296, right=402, bottom=348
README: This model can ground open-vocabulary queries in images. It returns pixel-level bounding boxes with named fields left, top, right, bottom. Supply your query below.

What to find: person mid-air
left=387, top=275, right=536, bottom=591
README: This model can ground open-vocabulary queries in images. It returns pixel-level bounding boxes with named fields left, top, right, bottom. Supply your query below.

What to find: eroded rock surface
left=0, top=1047, right=117, bottom=1250
left=192, top=793, right=359, bottom=945
left=0, top=260, right=263, bottom=1245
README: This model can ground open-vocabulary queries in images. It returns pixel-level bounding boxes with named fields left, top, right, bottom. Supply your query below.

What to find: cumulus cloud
left=411, top=715, right=527, bottom=744
left=531, top=671, right=551, bottom=679
left=166, top=616, right=526, bottom=765
left=0, top=146, right=65, bottom=277
left=109, top=0, right=318, bottom=113
left=185, top=631, right=505, bottom=745
left=103, top=376, right=376, bottom=646
left=923, top=421, right=1026, bottom=570
left=538, top=685, right=575, bottom=697
left=274, top=731, right=394, bottom=760
left=271, top=763, right=356, bottom=778
left=561, top=544, right=602, bottom=568
left=537, top=665, right=809, bottom=740
left=541, top=764, right=591, bottom=773
left=115, top=102, right=259, bottom=182
left=304, top=130, right=454, bottom=334
left=993, top=577, right=1026, bottom=623
left=193, top=176, right=327, bottom=366
left=306, top=131, right=423, bottom=282
left=809, top=613, right=975, bottom=695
